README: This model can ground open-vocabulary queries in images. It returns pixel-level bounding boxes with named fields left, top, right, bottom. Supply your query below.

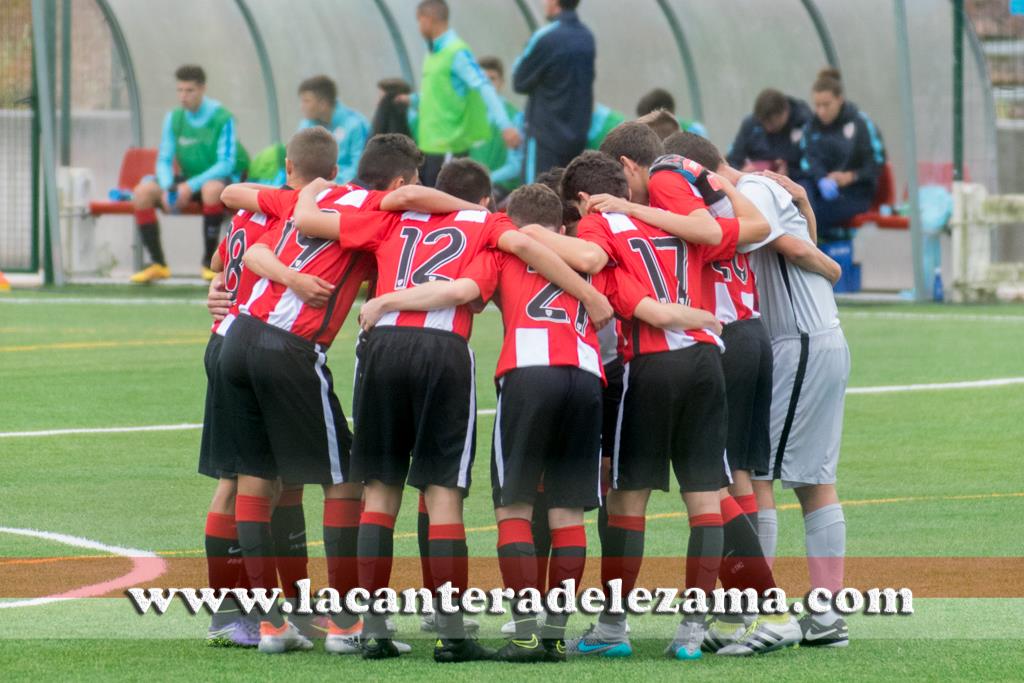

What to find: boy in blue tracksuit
left=800, top=69, right=885, bottom=243
left=513, top=0, right=595, bottom=183
left=296, top=75, right=369, bottom=184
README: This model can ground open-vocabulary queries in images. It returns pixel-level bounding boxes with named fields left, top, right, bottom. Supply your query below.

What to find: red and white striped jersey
left=577, top=211, right=725, bottom=363
left=462, top=250, right=627, bottom=382
left=648, top=170, right=759, bottom=323
left=237, top=184, right=382, bottom=347
left=337, top=208, right=515, bottom=340
left=212, top=207, right=278, bottom=335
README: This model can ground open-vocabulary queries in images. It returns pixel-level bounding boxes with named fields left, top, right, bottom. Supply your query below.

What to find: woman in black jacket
left=799, top=69, right=885, bottom=243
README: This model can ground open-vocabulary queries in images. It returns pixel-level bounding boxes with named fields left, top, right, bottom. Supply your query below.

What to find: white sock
left=757, top=508, right=778, bottom=568
left=804, top=503, right=846, bottom=626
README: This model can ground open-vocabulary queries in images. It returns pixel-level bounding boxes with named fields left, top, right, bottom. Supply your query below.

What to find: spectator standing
left=297, top=75, right=370, bottom=184
left=414, top=0, right=520, bottom=186
left=513, top=0, right=595, bottom=183
left=726, top=88, right=812, bottom=177
left=469, top=57, right=524, bottom=200
left=799, top=69, right=885, bottom=243
left=586, top=103, right=626, bottom=150
left=130, top=64, right=244, bottom=283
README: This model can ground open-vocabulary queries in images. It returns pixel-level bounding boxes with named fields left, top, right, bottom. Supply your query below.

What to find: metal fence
left=0, top=0, right=37, bottom=272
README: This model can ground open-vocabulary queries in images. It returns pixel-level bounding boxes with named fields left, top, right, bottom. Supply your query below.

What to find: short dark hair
left=507, top=184, right=563, bottom=229
left=478, top=56, right=504, bottom=80
left=662, top=131, right=725, bottom=171
left=812, top=67, right=843, bottom=97
left=599, top=121, right=664, bottom=168
left=753, top=88, right=789, bottom=123
left=357, top=134, right=423, bottom=190
left=534, top=166, right=581, bottom=229
left=635, top=109, right=680, bottom=141
left=436, top=158, right=492, bottom=204
left=298, top=75, right=337, bottom=103
left=175, top=64, right=205, bottom=85
left=558, top=0, right=581, bottom=9
left=636, top=87, right=675, bottom=116
left=416, top=0, right=449, bottom=21
left=561, top=151, right=629, bottom=202
left=286, top=127, right=339, bottom=182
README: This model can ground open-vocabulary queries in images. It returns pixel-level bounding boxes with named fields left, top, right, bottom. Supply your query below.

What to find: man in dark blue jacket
left=513, top=0, right=595, bottom=184
left=727, top=89, right=812, bottom=179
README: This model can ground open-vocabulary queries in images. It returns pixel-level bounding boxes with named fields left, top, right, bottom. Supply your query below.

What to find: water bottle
left=167, top=189, right=180, bottom=215
left=932, top=267, right=944, bottom=302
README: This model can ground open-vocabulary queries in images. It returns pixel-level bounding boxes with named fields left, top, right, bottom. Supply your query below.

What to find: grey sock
left=593, top=615, right=628, bottom=642
left=804, top=503, right=846, bottom=626
left=758, top=508, right=778, bottom=566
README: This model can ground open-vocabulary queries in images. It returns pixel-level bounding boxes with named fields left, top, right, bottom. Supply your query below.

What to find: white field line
left=843, top=311, right=1024, bottom=323
left=0, top=297, right=206, bottom=306
left=0, top=527, right=166, bottom=609
left=846, top=377, right=1024, bottom=395
left=2, top=377, right=1023, bottom=440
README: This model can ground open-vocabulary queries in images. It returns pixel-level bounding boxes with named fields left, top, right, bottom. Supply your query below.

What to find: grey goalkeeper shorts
left=754, top=327, right=850, bottom=489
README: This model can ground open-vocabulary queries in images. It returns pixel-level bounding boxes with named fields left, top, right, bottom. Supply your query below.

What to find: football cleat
left=201, top=266, right=217, bottom=281
left=361, top=637, right=402, bottom=660
left=433, top=637, right=497, bottom=663
left=665, top=619, right=705, bottom=661
left=717, top=615, right=802, bottom=656
left=798, top=615, right=850, bottom=648
left=566, top=624, right=633, bottom=658
left=702, top=617, right=750, bottom=653
left=494, top=633, right=548, bottom=663
left=542, top=638, right=567, bottom=662
left=257, top=620, right=314, bottom=654
left=206, top=618, right=260, bottom=647
left=291, top=613, right=331, bottom=640
left=129, top=264, right=171, bottom=284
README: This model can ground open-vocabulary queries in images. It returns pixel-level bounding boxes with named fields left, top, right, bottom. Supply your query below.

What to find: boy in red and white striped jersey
left=358, top=182, right=719, bottom=661
left=292, top=159, right=613, bottom=663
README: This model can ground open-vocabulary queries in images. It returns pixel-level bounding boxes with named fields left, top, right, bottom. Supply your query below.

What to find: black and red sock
left=544, top=525, right=586, bottom=639
left=599, top=515, right=644, bottom=627
left=323, top=498, right=361, bottom=629
left=686, top=513, right=724, bottom=598
left=202, top=203, right=225, bottom=268
left=532, top=493, right=552, bottom=594
left=497, top=518, right=537, bottom=637
left=235, top=494, right=283, bottom=626
left=429, top=523, right=468, bottom=639
left=719, top=496, right=777, bottom=603
left=735, top=493, right=759, bottom=529
left=272, top=487, right=308, bottom=603
left=204, top=511, right=243, bottom=622
left=134, top=208, right=165, bottom=266
left=417, top=494, right=433, bottom=591
left=357, top=510, right=395, bottom=638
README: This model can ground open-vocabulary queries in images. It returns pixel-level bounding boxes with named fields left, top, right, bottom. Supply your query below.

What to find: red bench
left=88, top=148, right=202, bottom=217
left=849, top=162, right=909, bottom=230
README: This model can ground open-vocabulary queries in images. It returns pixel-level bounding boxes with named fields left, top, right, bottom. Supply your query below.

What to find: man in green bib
left=414, top=0, right=520, bottom=187
left=131, top=65, right=242, bottom=283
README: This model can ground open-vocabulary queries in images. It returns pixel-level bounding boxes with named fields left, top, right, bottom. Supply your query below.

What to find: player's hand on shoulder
left=758, top=170, right=807, bottom=203
left=206, top=272, right=230, bottom=321
left=586, top=194, right=632, bottom=216
left=287, top=272, right=334, bottom=308
left=301, top=177, right=333, bottom=197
